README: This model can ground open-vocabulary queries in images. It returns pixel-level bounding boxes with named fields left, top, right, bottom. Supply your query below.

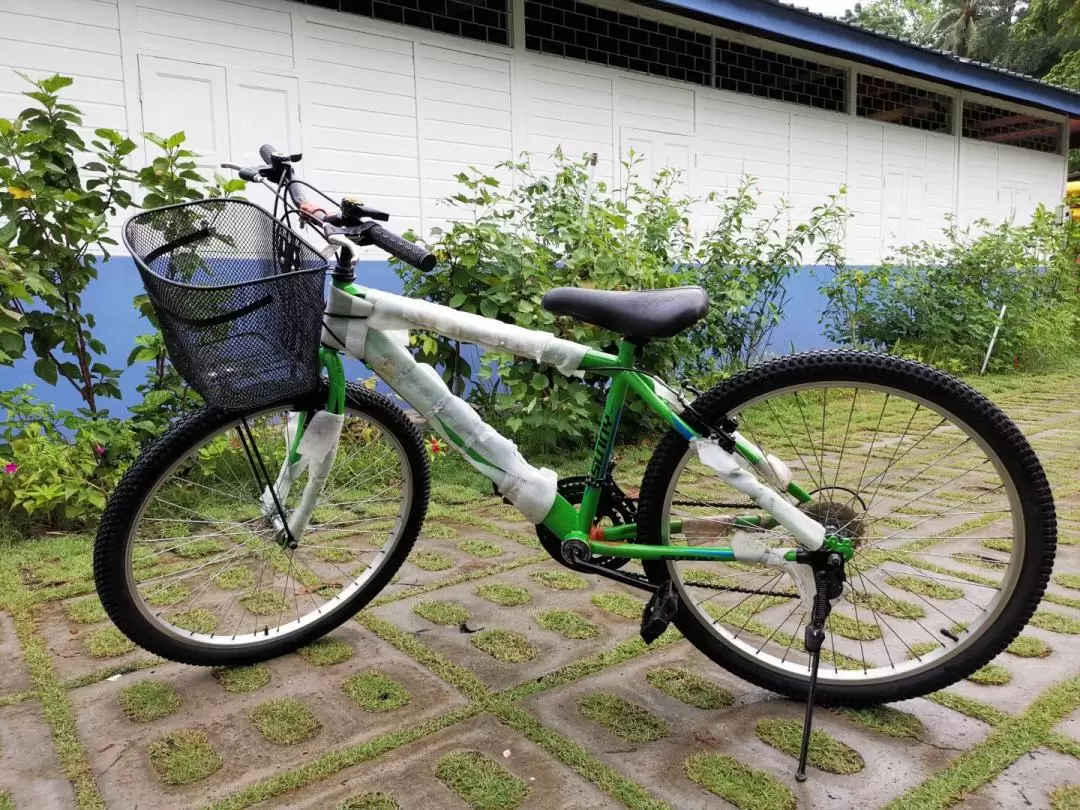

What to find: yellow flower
left=6, top=186, right=32, bottom=200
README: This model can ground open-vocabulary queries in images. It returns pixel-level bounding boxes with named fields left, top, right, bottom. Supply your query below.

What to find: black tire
left=93, top=380, right=429, bottom=666
left=637, top=350, right=1055, bottom=706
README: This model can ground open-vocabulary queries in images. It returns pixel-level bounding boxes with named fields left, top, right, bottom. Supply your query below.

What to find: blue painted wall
left=0, top=257, right=837, bottom=413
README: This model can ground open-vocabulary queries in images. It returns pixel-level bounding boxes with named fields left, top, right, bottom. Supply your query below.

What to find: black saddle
left=541, top=286, right=709, bottom=339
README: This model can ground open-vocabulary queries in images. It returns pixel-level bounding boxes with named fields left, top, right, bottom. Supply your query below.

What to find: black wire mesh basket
left=124, top=199, right=329, bottom=411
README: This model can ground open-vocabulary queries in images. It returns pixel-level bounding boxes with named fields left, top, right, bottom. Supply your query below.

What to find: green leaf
left=530, top=372, right=548, bottom=391
left=479, top=299, right=498, bottom=319
left=39, top=74, right=74, bottom=94
left=33, top=357, right=58, bottom=386
left=449, top=293, right=467, bottom=308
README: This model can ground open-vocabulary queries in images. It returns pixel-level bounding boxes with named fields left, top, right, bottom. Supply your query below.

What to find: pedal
left=640, top=579, right=679, bottom=644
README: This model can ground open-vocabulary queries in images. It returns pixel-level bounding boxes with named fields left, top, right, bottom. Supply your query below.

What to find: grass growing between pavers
left=413, top=600, right=471, bottom=626
left=298, top=636, right=354, bottom=666
left=1006, top=635, right=1053, bottom=657
left=476, top=583, right=531, bottom=607
left=65, top=597, right=106, bottom=624
left=0, top=791, right=12, bottom=810
left=84, top=627, right=135, bottom=659
left=368, top=554, right=547, bottom=609
left=967, top=663, right=1012, bottom=685
left=212, top=567, right=253, bottom=590
left=239, top=590, right=289, bottom=617
left=535, top=608, right=599, bottom=639
left=578, top=692, right=669, bottom=742
left=213, top=665, right=271, bottom=693
left=118, top=680, right=182, bottom=723
left=1051, top=785, right=1080, bottom=810
left=529, top=570, right=588, bottom=590
left=251, top=698, right=322, bottom=745
left=61, top=658, right=163, bottom=691
left=836, top=705, right=924, bottom=738
left=591, top=591, right=644, bottom=619
left=458, top=539, right=503, bottom=558
left=1030, top=611, right=1080, bottom=634
left=434, top=750, right=530, bottom=810
left=885, top=574, right=963, bottom=600
left=336, top=792, right=400, bottom=810
left=645, top=667, right=733, bottom=709
left=755, top=717, right=864, bottom=774
left=171, top=608, right=219, bottom=633
left=827, top=612, right=883, bottom=640
left=684, top=752, right=795, bottom=810
left=847, top=590, right=926, bottom=619
left=148, top=729, right=222, bottom=785
left=410, top=551, right=454, bottom=571
left=470, top=630, right=537, bottom=663
left=887, top=675, right=1080, bottom=810
left=342, top=671, right=411, bottom=712
left=1055, top=573, right=1080, bottom=590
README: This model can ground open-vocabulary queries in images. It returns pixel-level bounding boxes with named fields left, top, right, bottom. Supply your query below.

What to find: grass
left=170, top=608, right=220, bottom=633
left=645, top=666, right=733, bottom=709
left=298, top=636, right=354, bottom=666
left=952, top=552, right=1007, bottom=571
left=240, top=590, right=290, bottom=617
left=65, top=597, right=106, bottom=624
left=476, top=583, right=531, bottom=607
left=336, top=793, right=400, bottom=810
left=147, top=729, right=222, bottom=785
left=591, top=591, right=643, bottom=619
left=847, top=590, right=926, bottom=619
left=1030, top=610, right=1080, bottom=634
left=535, top=608, right=599, bottom=639
left=313, top=546, right=356, bottom=563
left=827, top=612, right=883, bottom=640
left=470, top=630, right=537, bottom=663
left=142, top=582, right=190, bottom=607
left=213, top=665, right=271, bottom=692
left=885, top=574, right=963, bottom=600
left=684, top=752, right=795, bottom=810
left=251, top=698, right=322, bottom=744
left=1006, top=635, right=1052, bottom=658
left=1051, top=785, right=1080, bottom=810
left=836, top=705, right=924, bottom=738
left=410, top=551, right=454, bottom=571
left=755, top=717, right=864, bottom=774
left=529, top=570, right=588, bottom=590
left=981, top=538, right=1013, bottom=553
left=212, top=567, right=253, bottom=590
left=0, top=791, right=12, bottom=810
left=578, top=692, right=668, bottom=742
left=118, top=680, right=182, bottom=723
left=1054, top=572, right=1080, bottom=590
left=434, top=750, right=530, bottom=810
left=413, top=600, right=471, bottom=626
left=422, top=522, right=460, bottom=539
left=342, top=670, right=411, bottom=712
left=84, top=627, right=136, bottom=658
left=967, top=663, right=1012, bottom=685
left=458, top=539, right=503, bottom=558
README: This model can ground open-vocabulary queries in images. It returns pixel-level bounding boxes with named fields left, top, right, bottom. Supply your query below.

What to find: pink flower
left=95, top=445, right=106, bottom=457
left=3, top=462, right=17, bottom=475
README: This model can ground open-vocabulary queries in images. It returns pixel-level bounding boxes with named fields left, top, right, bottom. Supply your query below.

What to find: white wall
left=0, top=0, right=1068, bottom=265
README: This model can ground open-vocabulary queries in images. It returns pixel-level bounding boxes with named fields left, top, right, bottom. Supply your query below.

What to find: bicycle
left=94, top=144, right=1055, bottom=779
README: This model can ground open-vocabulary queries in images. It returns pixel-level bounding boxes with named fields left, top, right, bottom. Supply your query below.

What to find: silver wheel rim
left=660, top=380, right=1025, bottom=686
left=123, top=403, right=413, bottom=649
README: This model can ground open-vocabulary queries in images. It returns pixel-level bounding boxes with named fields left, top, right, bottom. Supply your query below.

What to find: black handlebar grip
left=259, top=143, right=277, bottom=164
left=368, top=225, right=437, bottom=272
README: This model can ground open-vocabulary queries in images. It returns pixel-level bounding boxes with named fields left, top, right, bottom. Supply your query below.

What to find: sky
left=787, top=0, right=856, bottom=18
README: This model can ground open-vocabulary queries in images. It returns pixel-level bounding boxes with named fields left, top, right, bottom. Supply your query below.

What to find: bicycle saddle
left=541, top=286, right=709, bottom=338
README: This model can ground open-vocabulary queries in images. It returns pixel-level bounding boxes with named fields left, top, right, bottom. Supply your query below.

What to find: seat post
left=616, top=339, right=637, bottom=366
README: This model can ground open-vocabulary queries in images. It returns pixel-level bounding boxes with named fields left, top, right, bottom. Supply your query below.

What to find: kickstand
left=796, top=563, right=835, bottom=782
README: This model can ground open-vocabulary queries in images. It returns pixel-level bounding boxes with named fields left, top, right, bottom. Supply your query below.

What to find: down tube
left=359, top=328, right=579, bottom=532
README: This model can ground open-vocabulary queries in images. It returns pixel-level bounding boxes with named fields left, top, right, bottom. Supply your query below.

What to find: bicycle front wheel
left=637, top=351, right=1055, bottom=706
left=94, top=380, right=429, bottom=666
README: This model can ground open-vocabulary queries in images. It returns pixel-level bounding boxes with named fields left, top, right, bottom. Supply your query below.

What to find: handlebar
left=235, top=143, right=436, bottom=273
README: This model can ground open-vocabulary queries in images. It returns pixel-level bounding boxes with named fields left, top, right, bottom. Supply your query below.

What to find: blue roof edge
left=651, top=0, right=1080, bottom=117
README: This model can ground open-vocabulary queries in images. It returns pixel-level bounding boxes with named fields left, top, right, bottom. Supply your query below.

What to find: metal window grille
left=715, top=38, right=847, bottom=113
left=298, top=0, right=509, bottom=46
left=523, top=0, right=712, bottom=86
left=856, top=73, right=952, bottom=132
left=962, top=100, right=1061, bottom=154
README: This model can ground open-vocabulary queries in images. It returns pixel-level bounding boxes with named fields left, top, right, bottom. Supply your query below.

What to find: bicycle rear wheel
left=637, top=351, right=1055, bottom=706
left=93, top=380, right=429, bottom=666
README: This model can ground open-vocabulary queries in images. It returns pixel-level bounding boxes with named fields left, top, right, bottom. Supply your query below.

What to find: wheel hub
left=799, top=489, right=866, bottom=549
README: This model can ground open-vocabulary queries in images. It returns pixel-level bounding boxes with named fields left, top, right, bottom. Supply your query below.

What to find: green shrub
left=820, top=210, right=1080, bottom=372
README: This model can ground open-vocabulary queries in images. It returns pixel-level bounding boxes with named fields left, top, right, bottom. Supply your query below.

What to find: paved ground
left=1, top=372, right=1079, bottom=810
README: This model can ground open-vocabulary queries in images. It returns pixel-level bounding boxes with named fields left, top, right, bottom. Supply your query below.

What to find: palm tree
left=923, top=0, right=984, bottom=57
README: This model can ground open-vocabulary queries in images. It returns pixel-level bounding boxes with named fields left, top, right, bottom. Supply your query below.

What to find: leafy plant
left=820, top=208, right=1080, bottom=372
left=0, top=73, right=137, bottom=413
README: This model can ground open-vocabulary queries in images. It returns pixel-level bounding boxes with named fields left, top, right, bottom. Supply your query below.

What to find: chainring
left=536, top=476, right=637, bottom=571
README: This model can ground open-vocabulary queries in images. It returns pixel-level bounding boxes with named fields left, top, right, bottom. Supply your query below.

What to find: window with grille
left=298, top=0, right=509, bottom=46
left=715, top=39, right=847, bottom=113
left=523, top=0, right=711, bottom=86
left=962, top=100, right=1062, bottom=154
left=856, top=74, right=952, bottom=132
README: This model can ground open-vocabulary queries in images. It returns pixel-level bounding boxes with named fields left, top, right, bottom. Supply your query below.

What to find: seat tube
left=578, top=340, right=636, bottom=535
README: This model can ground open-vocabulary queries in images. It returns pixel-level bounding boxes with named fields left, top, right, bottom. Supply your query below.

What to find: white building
left=2, top=0, right=1078, bottom=267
